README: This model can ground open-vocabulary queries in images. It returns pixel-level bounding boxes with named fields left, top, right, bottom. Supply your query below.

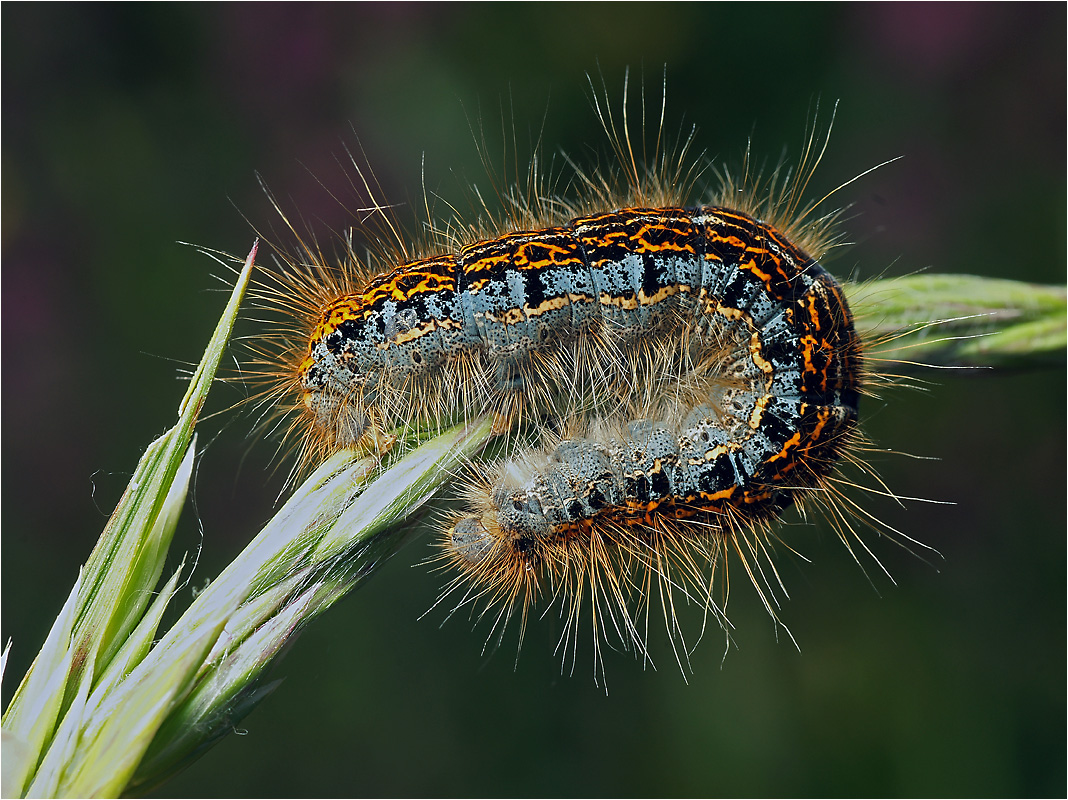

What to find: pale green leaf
left=848, top=274, right=1067, bottom=367
left=0, top=571, right=83, bottom=798
left=56, top=586, right=240, bottom=798
left=23, top=650, right=95, bottom=799
left=87, top=565, right=186, bottom=717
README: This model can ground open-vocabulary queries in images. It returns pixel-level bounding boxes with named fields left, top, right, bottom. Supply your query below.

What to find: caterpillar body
left=255, top=82, right=889, bottom=674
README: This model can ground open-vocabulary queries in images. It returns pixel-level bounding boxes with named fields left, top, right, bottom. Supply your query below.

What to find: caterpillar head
left=297, top=295, right=388, bottom=449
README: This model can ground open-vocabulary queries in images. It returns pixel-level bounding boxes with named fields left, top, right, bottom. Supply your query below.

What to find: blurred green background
left=3, top=3, right=1065, bottom=797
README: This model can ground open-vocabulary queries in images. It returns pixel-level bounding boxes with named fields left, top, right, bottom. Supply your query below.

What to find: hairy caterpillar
left=251, top=75, right=898, bottom=677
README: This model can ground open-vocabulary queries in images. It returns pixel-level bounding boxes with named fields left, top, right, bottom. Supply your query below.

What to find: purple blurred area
left=3, top=4, right=1064, bottom=797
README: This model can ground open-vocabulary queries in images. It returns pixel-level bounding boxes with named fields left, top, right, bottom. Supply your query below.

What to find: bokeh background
left=3, top=3, right=1065, bottom=797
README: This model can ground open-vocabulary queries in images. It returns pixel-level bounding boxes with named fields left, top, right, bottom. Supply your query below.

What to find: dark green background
left=3, top=3, right=1065, bottom=797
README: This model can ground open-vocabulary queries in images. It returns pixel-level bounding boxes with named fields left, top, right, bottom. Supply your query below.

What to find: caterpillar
left=251, top=75, right=896, bottom=677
